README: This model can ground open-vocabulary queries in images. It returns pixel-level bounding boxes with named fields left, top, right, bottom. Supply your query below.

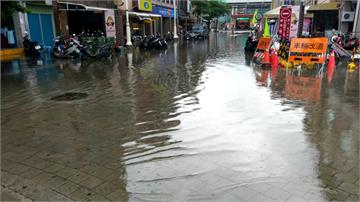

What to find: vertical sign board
left=278, top=7, right=292, bottom=40
left=289, top=5, right=300, bottom=38
left=302, top=19, right=312, bottom=36
left=105, top=10, right=116, bottom=38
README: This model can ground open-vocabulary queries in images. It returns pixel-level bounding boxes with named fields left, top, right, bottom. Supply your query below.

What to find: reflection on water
left=1, top=33, right=359, bottom=201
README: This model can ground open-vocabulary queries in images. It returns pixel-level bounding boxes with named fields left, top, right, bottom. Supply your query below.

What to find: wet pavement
left=1, top=33, right=359, bottom=201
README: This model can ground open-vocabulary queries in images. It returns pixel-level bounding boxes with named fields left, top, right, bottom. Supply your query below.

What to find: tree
left=191, top=0, right=230, bottom=20
left=1, top=1, right=30, bottom=28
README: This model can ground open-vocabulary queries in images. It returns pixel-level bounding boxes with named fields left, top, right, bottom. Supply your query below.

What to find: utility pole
left=173, top=0, right=179, bottom=39
left=125, top=0, right=132, bottom=46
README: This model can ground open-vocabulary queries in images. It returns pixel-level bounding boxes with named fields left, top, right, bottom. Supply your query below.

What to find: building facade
left=224, top=0, right=272, bottom=30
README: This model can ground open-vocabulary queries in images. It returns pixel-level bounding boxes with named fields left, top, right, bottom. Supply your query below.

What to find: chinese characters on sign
left=256, top=37, right=271, bottom=51
left=288, top=37, right=328, bottom=64
left=278, top=7, right=292, bottom=40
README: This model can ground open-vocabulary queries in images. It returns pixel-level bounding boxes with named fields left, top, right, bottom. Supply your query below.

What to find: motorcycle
left=85, top=43, right=113, bottom=59
left=344, top=36, right=359, bottom=51
left=140, top=35, right=167, bottom=49
left=165, top=32, right=173, bottom=41
left=52, top=35, right=86, bottom=59
left=23, top=32, right=42, bottom=57
left=183, top=32, right=196, bottom=40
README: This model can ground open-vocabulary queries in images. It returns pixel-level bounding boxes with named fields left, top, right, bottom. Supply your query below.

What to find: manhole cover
left=50, top=92, right=88, bottom=101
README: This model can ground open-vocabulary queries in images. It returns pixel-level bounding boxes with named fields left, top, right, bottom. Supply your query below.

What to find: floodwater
left=1, top=33, right=359, bottom=201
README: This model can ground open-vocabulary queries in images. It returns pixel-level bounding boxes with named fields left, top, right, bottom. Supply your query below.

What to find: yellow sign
left=139, top=0, right=152, bottom=11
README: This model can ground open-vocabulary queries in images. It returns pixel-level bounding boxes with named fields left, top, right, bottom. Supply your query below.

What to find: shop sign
left=152, top=5, right=174, bottom=17
left=288, top=37, right=328, bottom=64
left=289, top=5, right=300, bottom=39
left=139, top=0, right=152, bottom=12
left=278, top=6, right=292, bottom=40
left=105, top=10, right=116, bottom=38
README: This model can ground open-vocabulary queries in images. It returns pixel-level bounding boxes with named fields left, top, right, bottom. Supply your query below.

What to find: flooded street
left=1, top=33, right=359, bottom=201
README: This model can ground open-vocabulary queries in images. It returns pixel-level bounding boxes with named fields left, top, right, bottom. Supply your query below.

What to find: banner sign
left=105, top=10, right=116, bottom=38
left=278, top=7, right=292, bottom=40
left=288, top=37, right=328, bottom=64
left=152, top=5, right=174, bottom=17
left=302, top=18, right=311, bottom=36
left=285, top=76, right=321, bottom=101
left=139, top=0, right=152, bottom=12
left=289, top=5, right=300, bottom=38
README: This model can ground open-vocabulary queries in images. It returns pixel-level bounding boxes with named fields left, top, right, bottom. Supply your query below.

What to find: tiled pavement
left=1, top=143, right=359, bottom=201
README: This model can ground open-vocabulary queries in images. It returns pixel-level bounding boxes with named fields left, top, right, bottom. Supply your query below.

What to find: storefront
left=56, top=2, right=119, bottom=39
left=307, top=2, right=339, bottom=36
left=128, top=12, right=162, bottom=36
left=152, top=5, right=174, bottom=34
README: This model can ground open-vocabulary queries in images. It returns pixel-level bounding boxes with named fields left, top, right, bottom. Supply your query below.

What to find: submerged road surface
left=1, top=33, right=359, bottom=201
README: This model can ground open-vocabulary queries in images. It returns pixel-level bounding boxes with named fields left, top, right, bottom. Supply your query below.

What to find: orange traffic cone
left=263, top=49, right=270, bottom=64
left=327, top=50, right=336, bottom=69
left=327, top=51, right=336, bottom=84
left=271, top=50, right=279, bottom=69
left=262, top=49, right=271, bottom=68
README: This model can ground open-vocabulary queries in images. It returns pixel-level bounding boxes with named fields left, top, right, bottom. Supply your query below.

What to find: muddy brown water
left=1, top=33, right=359, bottom=201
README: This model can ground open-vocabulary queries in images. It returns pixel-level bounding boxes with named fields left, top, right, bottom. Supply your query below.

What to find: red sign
left=278, top=7, right=292, bottom=40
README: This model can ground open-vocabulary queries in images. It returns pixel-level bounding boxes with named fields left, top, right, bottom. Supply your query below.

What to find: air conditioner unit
left=341, top=12, right=355, bottom=22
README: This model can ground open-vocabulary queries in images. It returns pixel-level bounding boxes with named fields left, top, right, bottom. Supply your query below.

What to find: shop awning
left=57, top=2, right=112, bottom=11
left=128, top=12, right=162, bottom=19
left=307, top=2, right=339, bottom=11
left=264, top=6, right=281, bottom=18
left=264, top=6, right=314, bottom=18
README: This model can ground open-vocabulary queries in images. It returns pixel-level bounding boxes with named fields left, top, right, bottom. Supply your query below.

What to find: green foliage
left=191, top=0, right=230, bottom=19
left=1, top=1, right=30, bottom=28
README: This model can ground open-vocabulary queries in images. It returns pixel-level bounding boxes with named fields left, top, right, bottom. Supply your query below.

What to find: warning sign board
left=256, top=38, right=271, bottom=51
left=253, top=37, right=271, bottom=62
left=288, top=37, right=328, bottom=64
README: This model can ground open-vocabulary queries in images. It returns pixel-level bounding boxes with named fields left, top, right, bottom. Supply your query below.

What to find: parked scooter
left=140, top=35, right=167, bottom=49
left=85, top=43, right=113, bottom=59
left=23, top=32, right=42, bottom=57
left=52, top=34, right=86, bottom=59
left=183, top=32, right=196, bottom=40
left=344, top=36, right=359, bottom=51
left=165, top=32, right=174, bottom=41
